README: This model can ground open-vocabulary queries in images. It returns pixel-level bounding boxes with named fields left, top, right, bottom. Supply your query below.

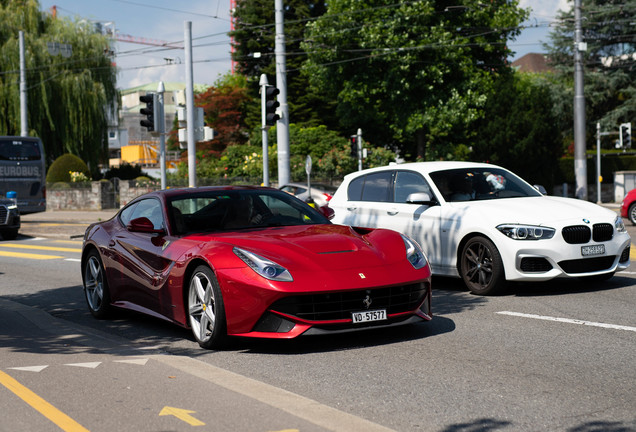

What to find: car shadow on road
left=507, top=274, right=634, bottom=297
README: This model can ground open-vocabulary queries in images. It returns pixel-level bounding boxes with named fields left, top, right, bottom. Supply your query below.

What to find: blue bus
left=0, top=136, right=46, bottom=214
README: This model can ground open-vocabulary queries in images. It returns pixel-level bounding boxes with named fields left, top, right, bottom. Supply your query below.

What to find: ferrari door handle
left=346, top=206, right=357, bottom=211
left=108, top=240, right=115, bottom=247
left=387, top=209, right=399, bottom=216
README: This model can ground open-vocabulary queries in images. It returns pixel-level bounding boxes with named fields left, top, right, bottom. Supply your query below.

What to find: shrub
left=46, top=154, right=90, bottom=183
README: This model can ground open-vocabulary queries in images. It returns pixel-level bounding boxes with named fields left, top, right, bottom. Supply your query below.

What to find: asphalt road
left=0, top=219, right=635, bottom=431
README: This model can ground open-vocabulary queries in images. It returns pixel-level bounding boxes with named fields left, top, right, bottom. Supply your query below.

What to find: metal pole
left=573, top=0, right=587, bottom=200
left=157, top=81, right=166, bottom=190
left=275, top=0, right=290, bottom=187
left=357, top=128, right=363, bottom=171
left=259, top=74, right=269, bottom=187
left=19, top=31, right=28, bottom=137
left=185, top=21, right=196, bottom=188
left=596, top=122, right=601, bottom=204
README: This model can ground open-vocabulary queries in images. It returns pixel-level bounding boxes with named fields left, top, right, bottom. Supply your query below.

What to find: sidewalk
left=19, top=209, right=119, bottom=239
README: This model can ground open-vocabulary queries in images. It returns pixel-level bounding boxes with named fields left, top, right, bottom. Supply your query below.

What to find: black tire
left=460, top=236, right=506, bottom=295
left=0, top=229, right=18, bottom=240
left=82, top=250, right=112, bottom=318
left=628, top=203, right=636, bottom=225
left=187, top=265, right=227, bottom=349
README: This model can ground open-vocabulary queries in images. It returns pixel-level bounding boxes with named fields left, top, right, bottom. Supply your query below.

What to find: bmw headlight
left=233, top=247, right=293, bottom=281
left=402, top=234, right=428, bottom=269
left=497, top=224, right=555, bottom=240
left=615, top=216, right=626, bottom=233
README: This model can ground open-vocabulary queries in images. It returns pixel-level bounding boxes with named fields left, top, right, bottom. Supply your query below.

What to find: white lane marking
left=497, top=311, right=636, bottom=333
left=8, top=366, right=48, bottom=372
left=64, top=362, right=101, bottom=369
left=65, top=258, right=81, bottom=262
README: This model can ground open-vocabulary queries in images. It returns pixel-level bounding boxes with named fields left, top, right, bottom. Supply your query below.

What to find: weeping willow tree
left=0, top=0, right=117, bottom=172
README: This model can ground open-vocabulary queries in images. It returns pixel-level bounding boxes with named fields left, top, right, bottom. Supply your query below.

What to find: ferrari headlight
left=402, top=234, right=428, bottom=270
left=615, top=216, right=626, bottom=233
left=497, top=224, right=555, bottom=240
left=233, top=247, right=293, bottom=281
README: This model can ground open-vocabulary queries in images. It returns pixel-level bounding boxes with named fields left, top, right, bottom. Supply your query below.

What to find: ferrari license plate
left=581, top=244, right=605, bottom=256
left=352, top=309, right=387, bottom=324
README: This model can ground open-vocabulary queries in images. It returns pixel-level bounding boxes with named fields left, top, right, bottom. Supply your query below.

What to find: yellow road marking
left=53, top=240, right=83, bottom=245
left=159, top=406, right=205, bottom=426
left=0, top=251, right=63, bottom=260
left=0, top=243, right=81, bottom=253
left=0, top=370, right=89, bottom=432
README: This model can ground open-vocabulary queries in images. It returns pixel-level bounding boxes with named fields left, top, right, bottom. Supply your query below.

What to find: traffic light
left=621, top=122, right=632, bottom=148
left=350, top=136, right=358, bottom=157
left=265, top=86, right=280, bottom=126
left=139, top=93, right=157, bottom=131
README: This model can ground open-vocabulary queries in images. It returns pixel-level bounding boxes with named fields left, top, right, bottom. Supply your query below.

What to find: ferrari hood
left=207, top=224, right=405, bottom=271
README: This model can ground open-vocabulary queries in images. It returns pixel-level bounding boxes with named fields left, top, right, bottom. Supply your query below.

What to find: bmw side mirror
left=406, top=193, right=437, bottom=206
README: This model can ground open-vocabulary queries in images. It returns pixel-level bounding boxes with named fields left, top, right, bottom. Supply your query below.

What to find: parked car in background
left=328, top=161, right=631, bottom=295
left=0, top=192, right=20, bottom=240
left=279, top=182, right=337, bottom=207
left=81, top=186, right=432, bottom=349
left=620, top=188, right=636, bottom=225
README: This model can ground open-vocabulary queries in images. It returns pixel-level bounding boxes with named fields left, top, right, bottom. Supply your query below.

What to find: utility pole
left=357, top=128, right=363, bottom=171
left=185, top=21, right=196, bottom=188
left=573, top=0, right=587, bottom=200
left=157, top=81, right=166, bottom=190
left=275, top=0, right=290, bottom=187
left=260, top=74, right=270, bottom=187
left=19, top=31, right=27, bottom=137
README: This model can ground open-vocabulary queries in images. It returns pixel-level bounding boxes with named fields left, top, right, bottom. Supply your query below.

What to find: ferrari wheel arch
left=181, top=257, right=217, bottom=323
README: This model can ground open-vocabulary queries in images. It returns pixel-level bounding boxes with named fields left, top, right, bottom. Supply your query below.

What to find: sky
left=38, top=0, right=570, bottom=90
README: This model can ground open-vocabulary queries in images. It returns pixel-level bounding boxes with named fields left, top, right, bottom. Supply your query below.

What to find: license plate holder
left=352, top=309, right=387, bottom=324
left=581, top=244, right=605, bottom=257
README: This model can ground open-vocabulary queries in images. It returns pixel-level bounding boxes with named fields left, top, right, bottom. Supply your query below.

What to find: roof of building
left=512, top=53, right=554, bottom=73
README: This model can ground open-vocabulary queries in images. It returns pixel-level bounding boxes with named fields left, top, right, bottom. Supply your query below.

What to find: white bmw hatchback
left=329, top=161, right=631, bottom=295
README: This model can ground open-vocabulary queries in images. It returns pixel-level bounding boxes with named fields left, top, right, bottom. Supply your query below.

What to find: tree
left=195, top=73, right=251, bottom=155
left=545, top=0, right=636, bottom=145
left=472, top=72, right=563, bottom=188
left=230, top=0, right=337, bottom=130
left=302, top=0, right=529, bottom=160
left=0, top=1, right=117, bottom=172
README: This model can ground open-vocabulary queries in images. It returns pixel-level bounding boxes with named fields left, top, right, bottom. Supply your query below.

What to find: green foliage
left=0, top=1, right=117, bottom=172
left=546, top=0, right=636, bottom=147
left=472, top=72, right=563, bottom=188
left=302, top=0, right=529, bottom=159
left=46, top=153, right=90, bottom=183
left=103, top=163, right=147, bottom=180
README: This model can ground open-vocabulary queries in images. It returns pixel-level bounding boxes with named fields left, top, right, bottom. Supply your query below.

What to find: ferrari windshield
left=168, top=188, right=330, bottom=234
left=429, top=167, right=543, bottom=202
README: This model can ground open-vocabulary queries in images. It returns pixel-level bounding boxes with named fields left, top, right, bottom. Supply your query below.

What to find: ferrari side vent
left=269, top=283, right=428, bottom=322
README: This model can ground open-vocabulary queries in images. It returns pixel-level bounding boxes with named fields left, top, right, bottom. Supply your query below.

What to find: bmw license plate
left=352, top=309, right=387, bottom=324
left=581, top=244, right=605, bottom=256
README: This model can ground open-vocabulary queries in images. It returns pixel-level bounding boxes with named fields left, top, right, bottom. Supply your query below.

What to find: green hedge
left=556, top=154, right=636, bottom=184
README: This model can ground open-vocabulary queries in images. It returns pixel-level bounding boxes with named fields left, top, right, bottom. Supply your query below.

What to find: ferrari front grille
left=558, top=256, right=616, bottom=274
left=0, top=205, right=7, bottom=224
left=269, top=283, right=429, bottom=321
